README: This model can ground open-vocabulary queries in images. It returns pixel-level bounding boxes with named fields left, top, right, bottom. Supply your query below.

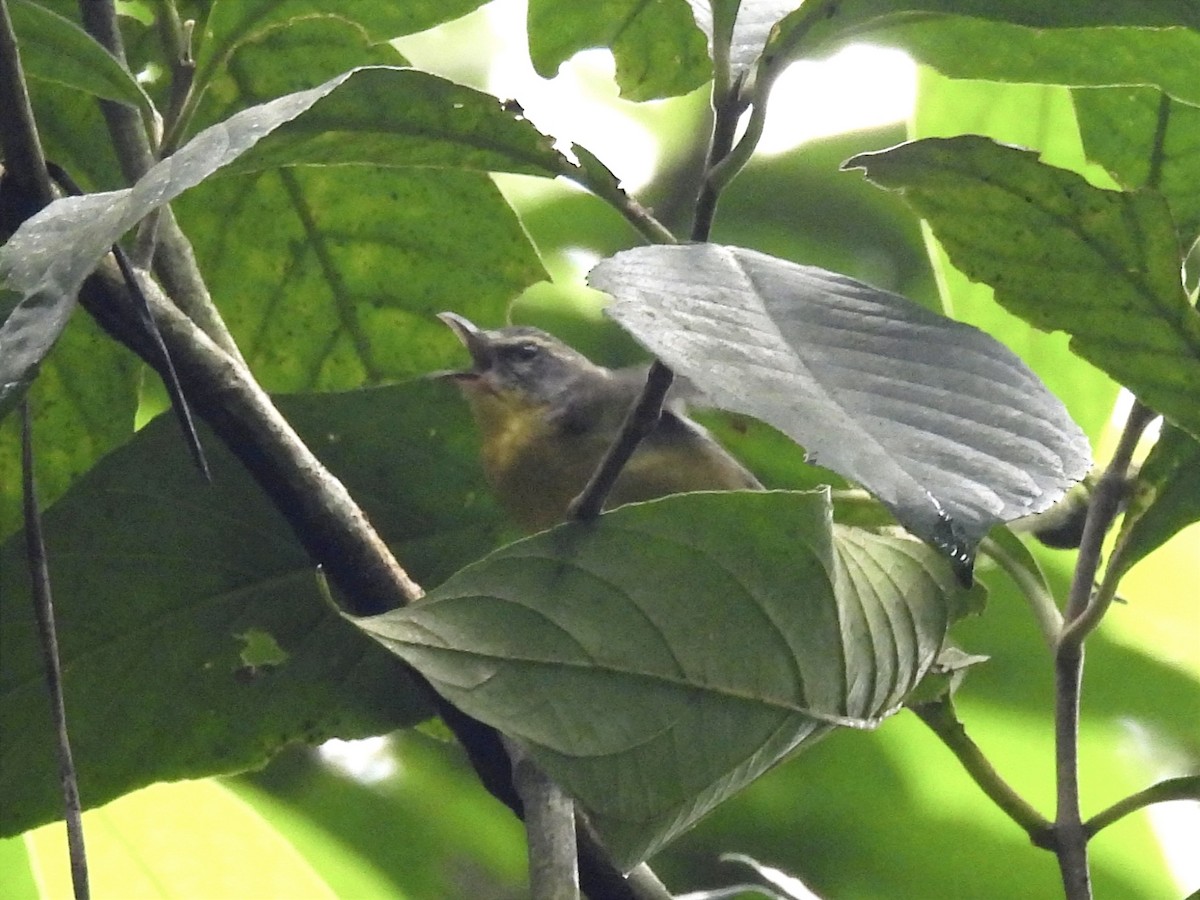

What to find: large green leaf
left=189, top=0, right=488, bottom=106
left=354, top=490, right=973, bottom=867
left=0, top=313, right=139, bottom=541
left=848, top=136, right=1200, bottom=441
left=1, top=66, right=553, bottom=393
left=19, top=780, right=386, bottom=897
left=590, top=244, right=1090, bottom=577
left=0, top=71, right=358, bottom=335
left=761, top=1, right=1200, bottom=82
left=1074, top=87, right=1200, bottom=244
left=0, top=378, right=503, bottom=837
left=878, top=20, right=1200, bottom=106
left=174, top=29, right=553, bottom=389
left=8, top=0, right=154, bottom=117
left=219, top=67, right=571, bottom=178
left=909, top=72, right=1123, bottom=444
left=526, top=0, right=710, bottom=101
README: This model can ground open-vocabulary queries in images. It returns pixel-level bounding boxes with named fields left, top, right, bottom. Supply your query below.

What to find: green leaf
left=590, top=243, right=1091, bottom=577
left=221, top=66, right=572, bottom=178
left=353, top=490, right=970, bottom=867
left=1113, top=424, right=1200, bottom=578
left=909, top=72, right=1122, bottom=444
left=0, top=70, right=358, bottom=323
left=1074, top=87, right=1200, bottom=244
left=22, top=780, right=363, bottom=897
left=0, top=378, right=503, bottom=836
left=177, top=165, right=544, bottom=391
left=877, top=19, right=1200, bottom=106
left=190, top=0, right=488, bottom=103
left=9, top=0, right=155, bottom=118
left=527, top=0, right=710, bottom=101
left=761, top=1, right=1200, bottom=84
left=175, top=28, right=548, bottom=390
left=0, top=313, right=139, bottom=541
left=848, top=135, right=1200, bottom=441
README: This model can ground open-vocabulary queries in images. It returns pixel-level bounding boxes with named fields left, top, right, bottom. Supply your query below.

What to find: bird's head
left=437, top=312, right=606, bottom=419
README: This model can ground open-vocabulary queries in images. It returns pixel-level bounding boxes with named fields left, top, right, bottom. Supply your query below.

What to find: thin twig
left=566, top=146, right=678, bottom=247
left=1084, top=775, right=1200, bottom=839
left=571, top=44, right=750, bottom=521
left=78, top=0, right=247, bottom=365
left=911, top=697, right=1054, bottom=848
left=978, top=535, right=1062, bottom=651
left=569, top=360, right=675, bottom=520
left=1053, top=399, right=1156, bottom=899
left=21, top=400, right=90, bottom=900
left=155, top=0, right=196, bottom=141
left=1059, top=401, right=1156, bottom=644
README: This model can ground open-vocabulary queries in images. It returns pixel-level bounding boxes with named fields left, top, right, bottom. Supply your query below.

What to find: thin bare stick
left=1084, top=775, right=1200, bottom=838
left=912, top=697, right=1054, bottom=848
left=21, top=400, right=90, bottom=900
left=569, top=360, right=675, bottom=520
left=0, top=0, right=54, bottom=206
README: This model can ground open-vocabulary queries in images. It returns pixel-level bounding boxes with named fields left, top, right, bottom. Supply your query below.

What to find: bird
left=437, top=312, right=762, bottom=532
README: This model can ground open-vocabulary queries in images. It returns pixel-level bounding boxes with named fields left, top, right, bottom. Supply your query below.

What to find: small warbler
left=438, top=312, right=762, bottom=531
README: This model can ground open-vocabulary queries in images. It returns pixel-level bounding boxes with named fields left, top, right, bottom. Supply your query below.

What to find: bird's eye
left=509, top=343, right=540, bottom=362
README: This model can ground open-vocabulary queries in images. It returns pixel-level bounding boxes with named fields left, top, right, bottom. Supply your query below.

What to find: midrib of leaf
left=226, top=58, right=379, bottom=385
left=402, top=640, right=885, bottom=729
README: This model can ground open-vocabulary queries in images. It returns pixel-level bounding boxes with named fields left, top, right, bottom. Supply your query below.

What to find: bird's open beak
left=437, top=311, right=493, bottom=381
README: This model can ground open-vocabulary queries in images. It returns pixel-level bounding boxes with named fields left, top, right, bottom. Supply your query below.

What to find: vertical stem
left=1052, top=401, right=1155, bottom=899
left=1053, top=640, right=1090, bottom=899
left=692, top=86, right=743, bottom=243
left=22, top=401, right=90, bottom=900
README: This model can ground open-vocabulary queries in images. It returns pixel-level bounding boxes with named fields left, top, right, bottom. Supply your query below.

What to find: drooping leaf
left=1113, top=424, right=1200, bottom=578
left=0, top=378, right=503, bottom=837
left=590, top=243, right=1091, bottom=577
left=8, top=0, right=155, bottom=117
left=848, top=136, right=1200, bottom=441
left=526, top=0, right=710, bottom=101
left=1074, top=87, right=1200, bottom=244
left=354, top=490, right=971, bottom=867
